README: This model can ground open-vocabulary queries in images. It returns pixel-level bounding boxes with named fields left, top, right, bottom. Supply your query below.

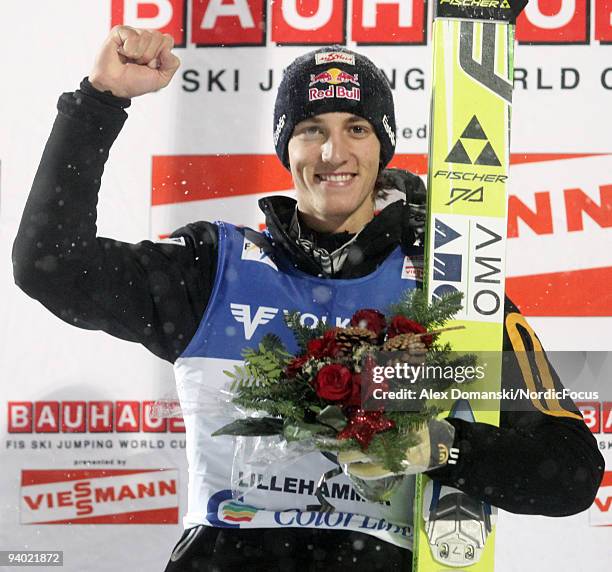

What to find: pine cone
left=335, top=327, right=377, bottom=355
left=383, top=333, right=426, bottom=365
left=383, top=333, right=417, bottom=351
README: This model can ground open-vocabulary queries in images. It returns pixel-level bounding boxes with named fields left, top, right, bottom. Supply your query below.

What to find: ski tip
left=435, top=0, right=528, bottom=24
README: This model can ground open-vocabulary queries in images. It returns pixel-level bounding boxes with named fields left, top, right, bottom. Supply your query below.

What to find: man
left=13, top=27, right=604, bottom=571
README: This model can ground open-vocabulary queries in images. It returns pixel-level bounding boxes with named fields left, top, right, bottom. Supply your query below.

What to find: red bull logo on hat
left=309, top=68, right=360, bottom=87
left=308, top=67, right=361, bottom=102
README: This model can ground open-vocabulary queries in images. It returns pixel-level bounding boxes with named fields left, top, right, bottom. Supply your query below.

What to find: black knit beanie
left=273, top=46, right=396, bottom=170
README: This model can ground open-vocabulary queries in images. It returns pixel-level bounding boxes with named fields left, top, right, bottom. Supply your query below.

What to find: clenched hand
left=89, top=26, right=180, bottom=98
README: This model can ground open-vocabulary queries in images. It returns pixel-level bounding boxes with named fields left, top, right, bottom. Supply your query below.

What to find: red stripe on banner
left=21, top=469, right=165, bottom=486
left=387, top=154, right=429, bottom=174
left=508, top=153, right=606, bottom=165
left=151, top=155, right=293, bottom=206
left=151, top=153, right=609, bottom=206
left=151, top=154, right=430, bottom=205
left=29, top=507, right=178, bottom=525
left=506, top=267, right=612, bottom=316
left=601, top=472, right=612, bottom=488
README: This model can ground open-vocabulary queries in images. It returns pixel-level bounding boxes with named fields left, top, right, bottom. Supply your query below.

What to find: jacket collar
left=258, top=195, right=405, bottom=277
left=257, top=168, right=427, bottom=278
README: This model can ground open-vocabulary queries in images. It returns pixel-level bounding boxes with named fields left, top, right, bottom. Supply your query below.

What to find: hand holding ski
left=338, top=418, right=456, bottom=478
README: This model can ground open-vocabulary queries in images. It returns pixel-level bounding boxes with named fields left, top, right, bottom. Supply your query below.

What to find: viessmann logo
left=20, top=469, right=179, bottom=524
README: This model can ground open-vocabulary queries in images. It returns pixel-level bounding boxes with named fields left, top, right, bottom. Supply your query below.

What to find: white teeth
left=318, top=174, right=354, bottom=182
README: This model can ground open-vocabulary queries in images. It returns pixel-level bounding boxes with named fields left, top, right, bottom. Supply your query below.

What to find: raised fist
left=89, top=26, right=180, bottom=99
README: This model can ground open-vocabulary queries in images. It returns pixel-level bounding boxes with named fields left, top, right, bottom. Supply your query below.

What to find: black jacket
left=13, top=79, right=604, bottom=520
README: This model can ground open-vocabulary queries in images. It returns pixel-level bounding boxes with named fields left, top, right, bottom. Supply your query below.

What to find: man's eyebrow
left=346, top=115, right=368, bottom=123
left=297, top=115, right=367, bottom=127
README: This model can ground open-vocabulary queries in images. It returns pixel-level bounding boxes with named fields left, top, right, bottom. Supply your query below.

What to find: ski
left=412, top=1, right=527, bottom=570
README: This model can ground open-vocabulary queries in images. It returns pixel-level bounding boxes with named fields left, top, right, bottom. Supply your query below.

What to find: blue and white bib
left=174, top=222, right=423, bottom=548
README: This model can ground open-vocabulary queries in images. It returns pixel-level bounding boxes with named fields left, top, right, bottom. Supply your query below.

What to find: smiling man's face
left=287, top=112, right=381, bottom=234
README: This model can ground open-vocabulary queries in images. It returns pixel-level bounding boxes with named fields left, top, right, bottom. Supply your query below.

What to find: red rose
left=285, top=355, right=308, bottom=378
left=307, top=330, right=339, bottom=359
left=387, top=316, right=432, bottom=346
left=350, top=309, right=386, bottom=336
left=314, top=364, right=353, bottom=402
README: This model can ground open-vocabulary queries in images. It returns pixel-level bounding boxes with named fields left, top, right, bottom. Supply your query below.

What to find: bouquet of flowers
left=213, top=290, right=472, bottom=501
